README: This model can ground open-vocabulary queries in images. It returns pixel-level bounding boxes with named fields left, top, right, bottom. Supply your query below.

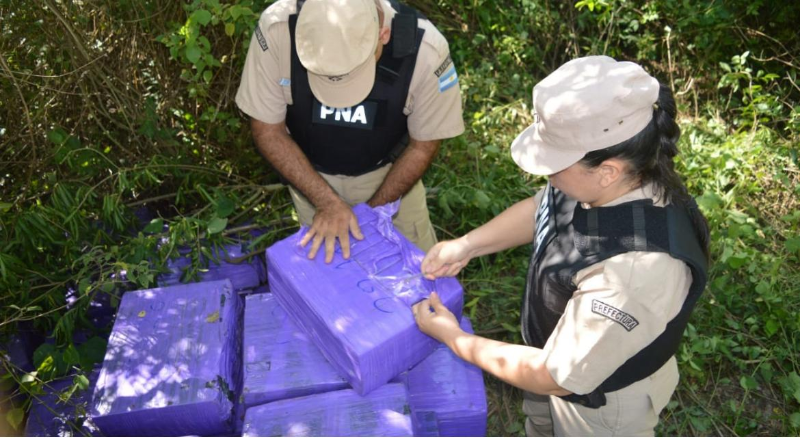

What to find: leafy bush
left=1, top=0, right=798, bottom=435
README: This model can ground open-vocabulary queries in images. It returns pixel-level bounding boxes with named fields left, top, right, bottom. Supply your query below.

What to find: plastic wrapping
left=24, top=370, right=100, bottom=437
left=243, top=293, right=348, bottom=408
left=266, top=203, right=464, bottom=395
left=407, top=317, right=488, bottom=436
left=90, top=280, right=241, bottom=436
left=242, top=383, right=413, bottom=437
left=159, top=242, right=267, bottom=291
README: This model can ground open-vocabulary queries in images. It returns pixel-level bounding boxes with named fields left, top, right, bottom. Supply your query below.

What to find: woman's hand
left=421, top=237, right=472, bottom=280
left=412, top=292, right=462, bottom=343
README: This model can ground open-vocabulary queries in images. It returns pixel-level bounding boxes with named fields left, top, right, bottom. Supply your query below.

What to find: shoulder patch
left=254, top=26, right=268, bottom=51
left=591, top=299, right=639, bottom=331
left=437, top=65, right=458, bottom=93
left=434, top=54, right=453, bottom=78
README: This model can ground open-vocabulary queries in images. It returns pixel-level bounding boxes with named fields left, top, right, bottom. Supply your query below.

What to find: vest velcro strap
left=632, top=204, right=647, bottom=251
left=390, top=1, right=420, bottom=58
left=573, top=199, right=668, bottom=257
left=586, top=208, right=600, bottom=255
left=392, top=13, right=418, bottom=58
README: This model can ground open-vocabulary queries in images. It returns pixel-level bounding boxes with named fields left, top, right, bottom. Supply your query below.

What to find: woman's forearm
left=462, top=196, right=538, bottom=258
left=439, top=328, right=570, bottom=396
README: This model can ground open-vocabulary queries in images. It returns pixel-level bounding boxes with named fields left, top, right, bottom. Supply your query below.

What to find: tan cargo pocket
left=412, top=217, right=437, bottom=252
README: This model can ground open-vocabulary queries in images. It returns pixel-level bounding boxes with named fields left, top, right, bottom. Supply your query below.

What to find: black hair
left=580, top=82, right=710, bottom=261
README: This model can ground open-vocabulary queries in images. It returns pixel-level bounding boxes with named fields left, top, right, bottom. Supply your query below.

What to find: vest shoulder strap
left=388, top=0, right=423, bottom=58
left=572, top=200, right=706, bottom=279
left=377, top=3, right=424, bottom=84
left=666, top=201, right=709, bottom=290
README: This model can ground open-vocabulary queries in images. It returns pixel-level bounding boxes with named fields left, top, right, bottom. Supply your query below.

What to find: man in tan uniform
left=236, top=0, right=464, bottom=263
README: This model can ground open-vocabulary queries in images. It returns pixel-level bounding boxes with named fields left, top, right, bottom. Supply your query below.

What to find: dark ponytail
left=580, top=83, right=710, bottom=261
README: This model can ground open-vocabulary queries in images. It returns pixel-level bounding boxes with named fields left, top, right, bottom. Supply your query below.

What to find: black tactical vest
left=285, top=0, right=424, bottom=176
left=523, top=183, right=708, bottom=408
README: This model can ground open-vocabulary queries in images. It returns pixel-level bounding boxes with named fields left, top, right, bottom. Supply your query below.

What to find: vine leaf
left=6, top=408, right=24, bottom=430
left=207, top=217, right=227, bottom=234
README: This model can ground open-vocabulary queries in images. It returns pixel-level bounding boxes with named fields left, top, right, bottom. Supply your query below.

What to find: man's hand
left=421, top=236, right=472, bottom=280
left=300, top=198, right=364, bottom=263
left=250, top=119, right=365, bottom=264
left=412, top=291, right=462, bottom=343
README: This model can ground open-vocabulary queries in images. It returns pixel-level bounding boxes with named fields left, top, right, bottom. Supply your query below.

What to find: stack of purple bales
left=242, top=290, right=487, bottom=436
left=242, top=293, right=349, bottom=409
left=407, top=317, right=488, bottom=436
left=79, top=203, right=486, bottom=436
left=242, top=203, right=487, bottom=436
left=266, top=203, right=465, bottom=395
left=243, top=384, right=414, bottom=436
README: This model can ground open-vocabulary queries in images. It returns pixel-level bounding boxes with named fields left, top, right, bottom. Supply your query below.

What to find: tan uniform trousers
left=288, top=164, right=438, bottom=252
left=523, top=357, right=679, bottom=437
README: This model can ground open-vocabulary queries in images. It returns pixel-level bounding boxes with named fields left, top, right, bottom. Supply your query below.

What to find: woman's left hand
left=412, top=291, right=461, bottom=343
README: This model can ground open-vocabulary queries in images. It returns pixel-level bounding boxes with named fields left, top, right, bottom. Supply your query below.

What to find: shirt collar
left=582, top=183, right=666, bottom=209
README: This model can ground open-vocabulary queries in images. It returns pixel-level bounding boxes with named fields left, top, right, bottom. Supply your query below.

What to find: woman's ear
left=598, top=158, right=626, bottom=188
left=379, top=26, right=391, bottom=45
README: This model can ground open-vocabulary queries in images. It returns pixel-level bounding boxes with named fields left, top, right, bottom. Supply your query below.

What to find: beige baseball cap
left=295, top=0, right=380, bottom=108
left=511, top=56, right=660, bottom=175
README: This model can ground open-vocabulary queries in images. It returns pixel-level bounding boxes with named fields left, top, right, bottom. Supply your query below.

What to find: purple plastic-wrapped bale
left=407, top=317, right=488, bottom=436
left=90, top=280, right=241, bottom=437
left=159, top=242, right=267, bottom=291
left=266, top=203, right=464, bottom=395
left=242, top=383, right=413, bottom=437
left=243, top=293, right=348, bottom=408
left=25, top=370, right=100, bottom=437
left=1, top=333, right=38, bottom=376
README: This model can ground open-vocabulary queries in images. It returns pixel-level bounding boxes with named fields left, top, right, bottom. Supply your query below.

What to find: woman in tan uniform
left=412, top=56, right=710, bottom=436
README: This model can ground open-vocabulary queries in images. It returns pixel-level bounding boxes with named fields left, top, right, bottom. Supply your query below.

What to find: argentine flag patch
left=438, top=66, right=458, bottom=93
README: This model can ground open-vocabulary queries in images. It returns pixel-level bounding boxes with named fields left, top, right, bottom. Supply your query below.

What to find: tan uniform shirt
left=534, top=184, right=693, bottom=396
left=235, top=0, right=465, bottom=142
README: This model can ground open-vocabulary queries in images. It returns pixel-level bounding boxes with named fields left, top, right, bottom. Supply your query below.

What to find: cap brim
left=510, top=122, right=586, bottom=175
left=308, top=56, right=376, bottom=109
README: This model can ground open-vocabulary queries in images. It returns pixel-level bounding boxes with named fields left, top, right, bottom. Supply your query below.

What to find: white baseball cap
left=511, top=56, right=660, bottom=175
left=296, top=0, right=380, bottom=108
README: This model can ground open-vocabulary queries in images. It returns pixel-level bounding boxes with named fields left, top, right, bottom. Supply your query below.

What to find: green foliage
left=0, top=0, right=798, bottom=436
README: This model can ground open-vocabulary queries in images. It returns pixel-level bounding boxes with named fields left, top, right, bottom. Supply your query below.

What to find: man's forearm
left=367, top=138, right=440, bottom=207
left=250, top=119, right=340, bottom=208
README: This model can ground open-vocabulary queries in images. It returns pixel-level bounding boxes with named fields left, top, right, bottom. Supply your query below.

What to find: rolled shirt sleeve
left=235, top=12, right=292, bottom=124
left=404, top=20, right=465, bottom=141
left=542, top=251, right=692, bottom=395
